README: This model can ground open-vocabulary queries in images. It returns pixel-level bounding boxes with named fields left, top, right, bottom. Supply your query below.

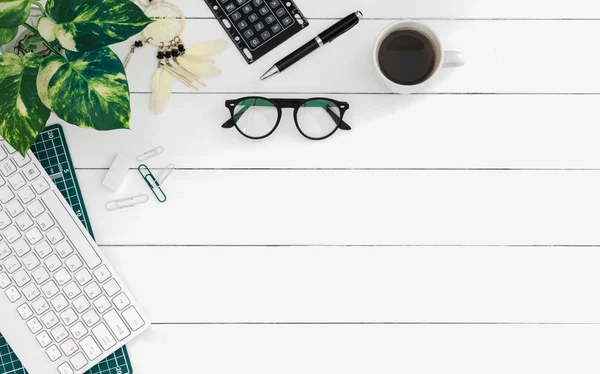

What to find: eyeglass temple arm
left=222, top=104, right=251, bottom=128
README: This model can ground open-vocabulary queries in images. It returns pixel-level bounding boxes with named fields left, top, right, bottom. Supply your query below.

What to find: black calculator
left=205, top=0, right=309, bottom=64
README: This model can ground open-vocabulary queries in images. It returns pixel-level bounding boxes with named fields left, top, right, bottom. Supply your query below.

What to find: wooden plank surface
left=103, top=246, right=600, bottom=323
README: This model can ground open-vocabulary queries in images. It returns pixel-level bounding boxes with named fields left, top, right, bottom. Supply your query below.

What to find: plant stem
left=31, top=1, right=47, bottom=17
left=21, top=22, right=62, bottom=56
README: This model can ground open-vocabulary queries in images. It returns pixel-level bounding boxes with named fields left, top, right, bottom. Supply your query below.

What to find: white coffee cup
left=373, top=21, right=464, bottom=94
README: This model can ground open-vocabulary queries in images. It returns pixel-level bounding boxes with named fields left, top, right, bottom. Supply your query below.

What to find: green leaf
left=38, top=0, right=152, bottom=52
left=0, top=0, right=31, bottom=28
left=0, top=52, right=50, bottom=156
left=37, top=47, right=131, bottom=131
left=0, top=26, right=17, bottom=45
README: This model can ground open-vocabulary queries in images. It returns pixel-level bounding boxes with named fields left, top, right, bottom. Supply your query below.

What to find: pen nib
left=260, top=66, right=280, bottom=80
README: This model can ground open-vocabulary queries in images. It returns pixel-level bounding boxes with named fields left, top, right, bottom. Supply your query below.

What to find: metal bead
left=171, top=49, right=180, bottom=57
left=178, top=44, right=185, bottom=51
left=165, top=51, right=172, bottom=58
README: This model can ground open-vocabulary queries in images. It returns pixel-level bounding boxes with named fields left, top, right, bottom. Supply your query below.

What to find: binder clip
left=138, top=164, right=167, bottom=203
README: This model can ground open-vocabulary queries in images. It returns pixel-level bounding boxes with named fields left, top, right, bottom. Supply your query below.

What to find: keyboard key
left=113, top=293, right=131, bottom=310
left=4, top=143, right=16, bottom=154
left=22, top=252, right=40, bottom=270
left=56, top=241, right=73, bottom=258
left=8, top=172, right=26, bottom=190
left=60, top=307, right=77, bottom=326
left=258, top=6, right=269, bottom=15
left=83, top=309, right=100, bottom=326
left=252, top=0, right=262, bottom=5
left=0, top=272, right=11, bottom=288
left=241, top=4, right=252, bottom=13
left=36, top=212, right=54, bottom=231
left=248, top=13, right=259, bottom=22
left=41, top=310, right=59, bottom=328
left=35, top=330, right=51, bottom=347
left=35, top=241, right=53, bottom=258
left=16, top=213, right=34, bottom=230
left=249, top=37, right=260, bottom=47
left=51, top=294, right=69, bottom=312
left=22, top=164, right=40, bottom=180
left=122, top=306, right=145, bottom=331
left=224, top=2, right=235, bottom=12
left=12, top=239, right=30, bottom=256
left=0, top=147, right=6, bottom=161
left=275, top=7, right=286, bottom=17
left=243, top=29, right=255, bottom=39
left=104, top=309, right=130, bottom=340
left=58, top=362, right=75, bottom=374
left=41, top=280, right=60, bottom=298
left=271, top=23, right=282, bottom=33
left=84, top=282, right=102, bottom=299
left=17, top=303, right=33, bottom=319
left=32, top=177, right=50, bottom=194
left=32, top=297, right=50, bottom=314
left=237, top=20, right=248, bottom=29
left=4, top=225, right=21, bottom=242
left=94, top=295, right=111, bottom=314
left=235, top=0, right=244, bottom=4
left=64, top=281, right=81, bottom=299
left=12, top=269, right=30, bottom=287
left=13, top=153, right=30, bottom=167
left=3, top=255, right=21, bottom=273
left=27, top=317, right=43, bottom=334
left=80, top=336, right=102, bottom=360
left=281, top=16, right=292, bottom=26
left=0, top=186, right=14, bottom=203
left=27, top=200, right=45, bottom=217
left=32, top=266, right=50, bottom=284
left=50, top=325, right=69, bottom=342
left=102, top=279, right=121, bottom=296
left=46, top=344, right=62, bottom=361
left=0, top=159, right=17, bottom=176
left=54, top=268, right=72, bottom=286
left=0, top=242, right=11, bottom=259
left=47, top=227, right=64, bottom=244
left=75, top=268, right=92, bottom=285
left=268, top=0, right=280, bottom=8
left=265, top=14, right=275, bottom=24
left=45, top=254, right=61, bottom=272
left=93, top=265, right=111, bottom=283
left=254, top=21, right=265, bottom=31
left=60, top=339, right=78, bottom=357
left=22, top=283, right=40, bottom=300
left=25, top=227, right=43, bottom=244
left=260, top=30, right=271, bottom=40
left=70, top=352, right=88, bottom=370
left=92, top=323, right=117, bottom=350
left=17, top=186, right=35, bottom=204
left=73, top=295, right=91, bottom=313
left=6, top=200, right=24, bottom=217
left=5, top=285, right=21, bottom=302
left=230, top=11, right=242, bottom=21
left=65, top=255, right=83, bottom=271
left=69, top=321, right=88, bottom=339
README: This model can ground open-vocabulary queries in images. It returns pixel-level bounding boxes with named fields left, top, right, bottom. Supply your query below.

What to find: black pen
left=260, top=11, right=363, bottom=80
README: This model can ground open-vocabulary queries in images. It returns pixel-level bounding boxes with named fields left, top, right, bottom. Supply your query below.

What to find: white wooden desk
left=52, top=0, right=600, bottom=372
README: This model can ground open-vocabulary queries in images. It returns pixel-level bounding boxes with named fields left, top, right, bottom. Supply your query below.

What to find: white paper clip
left=157, top=164, right=174, bottom=185
left=105, top=195, right=149, bottom=211
left=137, top=146, right=164, bottom=162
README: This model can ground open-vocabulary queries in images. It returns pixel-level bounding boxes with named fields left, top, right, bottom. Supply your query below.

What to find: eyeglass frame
left=222, top=97, right=352, bottom=140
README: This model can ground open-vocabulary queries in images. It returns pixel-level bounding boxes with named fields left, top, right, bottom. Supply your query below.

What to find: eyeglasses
left=222, top=97, right=351, bottom=140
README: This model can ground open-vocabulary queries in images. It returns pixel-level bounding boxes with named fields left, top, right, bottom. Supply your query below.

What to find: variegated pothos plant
left=0, top=0, right=153, bottom=155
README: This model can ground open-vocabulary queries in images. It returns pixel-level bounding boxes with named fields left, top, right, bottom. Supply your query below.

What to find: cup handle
left=443, top=51, right=464, bottom=68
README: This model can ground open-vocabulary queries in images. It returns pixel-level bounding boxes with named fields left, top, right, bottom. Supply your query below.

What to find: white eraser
left=103, top=154, right=133, bottom=191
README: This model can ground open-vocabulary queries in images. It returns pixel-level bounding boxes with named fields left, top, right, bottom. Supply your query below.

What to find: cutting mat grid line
left=0, top=125, right=133, bottom=374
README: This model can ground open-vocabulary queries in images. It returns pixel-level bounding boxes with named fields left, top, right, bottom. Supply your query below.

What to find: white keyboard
left=0, top=139, right=150, bottom=374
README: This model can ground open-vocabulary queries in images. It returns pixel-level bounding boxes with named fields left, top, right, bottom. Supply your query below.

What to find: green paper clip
left=138, top=164, right=167, bottom=203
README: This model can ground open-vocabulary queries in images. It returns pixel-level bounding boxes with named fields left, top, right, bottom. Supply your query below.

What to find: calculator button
left=219, top=0, right=228, bottom=3
left=275, top=7, right=286, bottom=17
left=249, top=38, right=260, bottom=48
left=271, top=23, right=282, bottom=33
left=268, top=0, right=280, bottom=8
left=243, top=29, right=255, bottom=38
left=248, top=13, right=259, bottom=22
left=231, top=11, right=242, bottom=21
left=225, top=3, right=236, bottom=12
left=252, top=0, right=262, bottom=5
left=265, top=14, right=275, bottom=24
left=254, top=22, right=265, bottom=31
left=281, top=16, right=292, bottom=26
left=260, top=30, right=271, bottom=40
left=237, top=20, right=248, bottom=29
left=259, top=6, right=269, bottom=15
left=235, top=0, right=245, bottom=4
left=242, top=4, right=252, bottom=13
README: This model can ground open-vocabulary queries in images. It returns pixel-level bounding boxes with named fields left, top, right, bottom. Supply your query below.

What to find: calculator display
left=205, top=0, right=309, bottom=64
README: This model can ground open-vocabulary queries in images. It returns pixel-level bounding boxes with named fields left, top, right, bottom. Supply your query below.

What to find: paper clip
left=138, top=164, right=167, bottom=203
left=105, top=195, right=149, bottom=211
left=157, top=164, right=174, bottom=185
left=137, top=146, right=164, bottom=162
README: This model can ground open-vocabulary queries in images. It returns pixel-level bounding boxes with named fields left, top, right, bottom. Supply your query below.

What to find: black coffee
left=378, top=28, right=437, bottom=86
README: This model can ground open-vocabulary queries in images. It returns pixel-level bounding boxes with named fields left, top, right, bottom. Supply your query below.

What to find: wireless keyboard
left=0, top=138, right=150, bottom=374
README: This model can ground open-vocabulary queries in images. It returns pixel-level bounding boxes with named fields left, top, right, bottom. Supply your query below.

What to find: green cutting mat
left=0, top=124, right=133, bottom=374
